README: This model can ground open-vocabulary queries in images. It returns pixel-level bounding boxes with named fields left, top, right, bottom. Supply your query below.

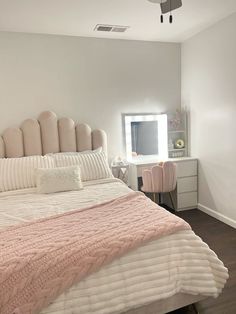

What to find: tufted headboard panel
left=0, top=111, right=107, bottom=158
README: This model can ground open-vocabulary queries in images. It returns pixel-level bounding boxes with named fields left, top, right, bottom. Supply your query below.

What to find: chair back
left=141, top=161, right=177, bottom=193
left=162, top=161, right=177, bottom=192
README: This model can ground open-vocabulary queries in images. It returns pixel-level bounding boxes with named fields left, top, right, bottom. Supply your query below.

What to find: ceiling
left=0, top=0, right=236, bottom=42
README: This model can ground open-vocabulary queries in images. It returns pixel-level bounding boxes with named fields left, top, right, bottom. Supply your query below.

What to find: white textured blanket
left=0, top=179, right=228, bottom=314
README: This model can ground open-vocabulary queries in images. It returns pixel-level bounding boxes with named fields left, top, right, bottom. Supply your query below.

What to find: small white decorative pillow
left=35, top=166, right=83, bottom=194
left=54, top=150, right=113, bottom=181
left=0, top=155, right=55, bottom=192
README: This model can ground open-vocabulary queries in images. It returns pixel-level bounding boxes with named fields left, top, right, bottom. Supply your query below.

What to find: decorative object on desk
left=175, top=139, right=185, bottom=149
left=112, top=156, right=128, bottom=166
left=168, top=109, right=181, bottom=131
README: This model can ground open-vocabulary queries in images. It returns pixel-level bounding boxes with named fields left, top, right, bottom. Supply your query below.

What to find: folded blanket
left=0, top=192, right=190, bottom=314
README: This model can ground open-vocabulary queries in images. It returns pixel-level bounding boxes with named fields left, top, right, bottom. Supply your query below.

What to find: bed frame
left=0, top=111, right=204, bottom=313
left=0, top=111, right=107, bottom=158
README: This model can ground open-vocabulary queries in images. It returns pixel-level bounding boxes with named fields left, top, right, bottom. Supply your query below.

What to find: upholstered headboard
left=0, top=111, right=107, bottom=158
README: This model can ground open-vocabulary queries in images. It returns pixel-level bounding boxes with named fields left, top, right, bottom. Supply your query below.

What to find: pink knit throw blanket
left=0, top=192, right=190, bottom=314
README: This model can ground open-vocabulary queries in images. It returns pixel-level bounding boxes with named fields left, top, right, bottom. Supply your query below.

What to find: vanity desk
left=129, top=157, right=198, bottom=211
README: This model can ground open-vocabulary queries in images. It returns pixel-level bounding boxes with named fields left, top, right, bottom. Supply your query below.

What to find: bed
left=0, top=111, right=228, bottom=314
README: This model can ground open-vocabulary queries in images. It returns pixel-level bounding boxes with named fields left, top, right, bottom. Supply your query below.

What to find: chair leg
left=153, top=193, right=156, bottom=203
left=191, top=303, right=199, bottom=314
left=169, top=192, right=175, bottom=211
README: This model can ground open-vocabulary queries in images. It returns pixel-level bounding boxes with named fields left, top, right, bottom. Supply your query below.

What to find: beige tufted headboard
left=0, top=111, right=107, bottom=158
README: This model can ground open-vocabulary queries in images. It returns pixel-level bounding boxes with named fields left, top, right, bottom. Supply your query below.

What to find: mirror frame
left=123, top=113, right=168, bottom=161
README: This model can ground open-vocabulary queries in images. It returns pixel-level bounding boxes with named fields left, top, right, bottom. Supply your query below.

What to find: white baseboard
left=198, top=203, right=236, bottom=229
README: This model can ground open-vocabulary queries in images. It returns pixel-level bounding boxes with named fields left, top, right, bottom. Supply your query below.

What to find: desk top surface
left=129, top=156, right=197, bottom=166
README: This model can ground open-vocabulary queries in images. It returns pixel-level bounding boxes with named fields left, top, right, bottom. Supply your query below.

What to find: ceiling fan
left=148, top=0, right=183, bottom=23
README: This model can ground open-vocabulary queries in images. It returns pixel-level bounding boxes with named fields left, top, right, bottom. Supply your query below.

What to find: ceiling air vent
left=94, top=24, right=129, bottom=33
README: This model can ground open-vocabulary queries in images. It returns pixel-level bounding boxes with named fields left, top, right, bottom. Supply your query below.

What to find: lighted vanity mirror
left=123, top=113, right=168, bottom=161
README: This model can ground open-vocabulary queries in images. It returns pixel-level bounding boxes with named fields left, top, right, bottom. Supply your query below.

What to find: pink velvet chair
left=141, top=161, right=177, bottom=209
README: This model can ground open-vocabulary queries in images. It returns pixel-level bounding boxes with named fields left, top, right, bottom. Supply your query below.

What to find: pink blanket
left=0, top=192, right=190, bottom=314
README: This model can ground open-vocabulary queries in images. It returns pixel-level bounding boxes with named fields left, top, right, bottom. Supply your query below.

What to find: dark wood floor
left=171, top=209, right=236, bottom=314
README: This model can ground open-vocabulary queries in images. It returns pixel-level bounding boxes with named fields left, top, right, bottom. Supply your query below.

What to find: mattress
left=0, top=178, right=228, bottom=314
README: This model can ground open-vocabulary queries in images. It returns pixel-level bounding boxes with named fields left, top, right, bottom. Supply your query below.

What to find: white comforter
left=0, top=179, right=228, bottom=314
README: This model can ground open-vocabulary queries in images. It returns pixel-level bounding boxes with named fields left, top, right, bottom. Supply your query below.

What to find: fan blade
left=147, top=0, right=167, bottom=3
left=160, top=0, right=182, bottom=14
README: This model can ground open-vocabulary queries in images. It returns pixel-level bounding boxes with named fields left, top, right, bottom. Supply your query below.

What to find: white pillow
left=35, top=166, right=83, bottom=194
left=54, top=151, right=113, bottom=181
left=0, top=155, right=55, bottom=192
left=47, top=147, right=102, bottom=156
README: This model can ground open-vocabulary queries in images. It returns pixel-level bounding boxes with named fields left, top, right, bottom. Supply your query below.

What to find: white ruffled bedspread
left=0, top=179, right=228, bottom=314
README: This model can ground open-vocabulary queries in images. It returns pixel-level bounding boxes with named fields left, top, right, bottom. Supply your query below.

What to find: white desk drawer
left=178, top=192, right=197, bottom=209
left=177, top=160, right=197, bottom=178
left=178, top=176, right=197, bottom=193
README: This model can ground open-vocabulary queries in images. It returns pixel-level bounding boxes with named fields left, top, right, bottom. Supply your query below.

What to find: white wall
left=0, top=32, right=181, bottom=158
left=182, top=13, right=236, bottom=226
